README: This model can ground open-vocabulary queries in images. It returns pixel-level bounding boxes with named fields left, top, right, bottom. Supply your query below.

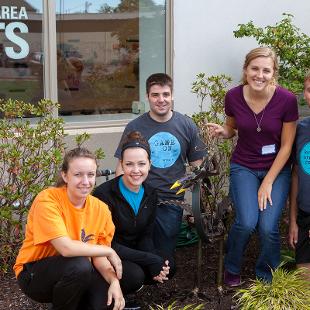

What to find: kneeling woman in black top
left=93, top=131, right=171, bottom=291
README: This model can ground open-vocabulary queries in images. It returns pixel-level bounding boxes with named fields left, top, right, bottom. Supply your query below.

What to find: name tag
left=262, top=144, right=276, bottom=155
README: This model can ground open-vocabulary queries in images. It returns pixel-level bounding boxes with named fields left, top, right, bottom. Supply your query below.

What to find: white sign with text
left=0, top=6, right=29, bottom=60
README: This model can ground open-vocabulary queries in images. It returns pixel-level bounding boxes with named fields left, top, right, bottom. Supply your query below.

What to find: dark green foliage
left=234, top=13, right=310, bottom=95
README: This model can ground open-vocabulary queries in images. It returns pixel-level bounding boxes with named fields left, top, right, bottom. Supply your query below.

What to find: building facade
left=1, top=0, right=310, bottom=169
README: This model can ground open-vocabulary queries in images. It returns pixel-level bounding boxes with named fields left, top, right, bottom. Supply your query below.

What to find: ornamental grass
left=235, top=266, right=310, bottom=310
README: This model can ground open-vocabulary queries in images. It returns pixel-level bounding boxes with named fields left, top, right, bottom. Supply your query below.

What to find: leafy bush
left=234, top=13, right=310, bottom=95
left=191, top=73, right=234, bottom=288
left=235, top=266, right=310, bottom=310
left=0, top=99, right=65, bottom=275
left=191, top=73, right=234, bottom=206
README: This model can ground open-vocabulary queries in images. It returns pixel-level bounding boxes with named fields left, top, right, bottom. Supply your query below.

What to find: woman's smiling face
left=244, top=56, right=275, bottom=92
left=121, top=147, right=151, bottom=192
left=61, top=157, right=97, bottom=205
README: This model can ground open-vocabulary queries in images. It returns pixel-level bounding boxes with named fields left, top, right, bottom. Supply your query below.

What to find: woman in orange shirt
left=14, top=148, right=126, bottom=310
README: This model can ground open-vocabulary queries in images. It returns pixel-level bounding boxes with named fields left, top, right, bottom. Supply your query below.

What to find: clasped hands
left=153, top=260, right=170, bottom=283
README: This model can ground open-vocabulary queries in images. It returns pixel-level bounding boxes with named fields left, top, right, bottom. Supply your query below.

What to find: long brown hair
left=56, top=147, right=97, bottom=187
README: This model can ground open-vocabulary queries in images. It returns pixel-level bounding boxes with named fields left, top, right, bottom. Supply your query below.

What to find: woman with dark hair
left=14, top=148, right=128, bottom=310
left=93, top=131, right=171, bottom=292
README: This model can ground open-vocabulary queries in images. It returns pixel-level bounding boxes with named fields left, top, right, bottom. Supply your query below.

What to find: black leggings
left=113, top=241, right=176, bottom=281
left=17, top=256, right=144, bottom=310
left=296, top=209, right=310, bottom=264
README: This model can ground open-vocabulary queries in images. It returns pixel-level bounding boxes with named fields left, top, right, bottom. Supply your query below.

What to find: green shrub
left=0, top=99, right=65, bottom=275
left=0, top=99, right=105, bottom=276
left=234, top=13, right=310, bottom=96
left=235, top=266, right=310, bottom=310
left=191, top=73, right=234, bottom=207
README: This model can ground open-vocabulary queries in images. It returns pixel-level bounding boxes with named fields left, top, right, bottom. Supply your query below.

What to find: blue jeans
left=153, top=203, right=183, bottom=261
left=224, top=163, right=291, bottom=282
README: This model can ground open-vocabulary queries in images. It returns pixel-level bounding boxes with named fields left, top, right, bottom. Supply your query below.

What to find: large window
left=56, top=0, right=166, bottom=118
left=0, top=0, right=166, bottom=121
left=0, top=1, right=43, bottom=105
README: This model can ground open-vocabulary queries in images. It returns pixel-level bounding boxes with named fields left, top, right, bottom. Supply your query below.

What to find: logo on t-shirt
left=81, top=228, right=94, bottom=243
left=149, top=132, right=181, bottom=168
left=300, top=142, right=310, bottom=175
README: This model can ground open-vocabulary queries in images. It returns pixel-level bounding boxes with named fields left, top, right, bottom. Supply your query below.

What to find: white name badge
left=262, top=144, right=276, bottom=155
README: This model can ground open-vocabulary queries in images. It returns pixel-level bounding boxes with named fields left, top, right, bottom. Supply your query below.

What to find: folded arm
left=50, top=236, right=122, bottom=278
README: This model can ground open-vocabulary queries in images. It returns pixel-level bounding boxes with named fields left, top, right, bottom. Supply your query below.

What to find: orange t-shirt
left=13, top=186, right=115, bottom=277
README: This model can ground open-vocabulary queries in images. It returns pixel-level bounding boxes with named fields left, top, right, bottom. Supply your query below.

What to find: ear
left=61, top=171, right=68, bottom=184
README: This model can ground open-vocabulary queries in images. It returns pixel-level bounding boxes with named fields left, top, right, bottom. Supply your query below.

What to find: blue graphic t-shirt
left=114, top=111, right=206, bottom=200
left=295, top=117, right=310, bottom=212
left=149, top=132, right=181, bottom=168
left=300, top=141, right=310, bottom=176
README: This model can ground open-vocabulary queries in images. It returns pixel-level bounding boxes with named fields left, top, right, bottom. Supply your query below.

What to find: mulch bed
left=137, top=241, right=258, bottom=310
left=0, top=239, right=260, bottom=310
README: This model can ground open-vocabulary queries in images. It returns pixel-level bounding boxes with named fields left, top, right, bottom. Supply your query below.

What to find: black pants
left=113, top=241, right=176, bottom=282
left=296, top=209, right=310, bottom=264
left=17, top=256, right=144, bottom=310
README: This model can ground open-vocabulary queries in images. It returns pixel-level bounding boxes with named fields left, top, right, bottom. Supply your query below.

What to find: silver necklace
left=253, top=108, right=265, bottom=132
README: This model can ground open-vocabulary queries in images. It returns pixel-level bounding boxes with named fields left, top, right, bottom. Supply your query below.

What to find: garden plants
left=0, top=99, right=65, bottom=275
left=234, top=13, right=310, bottom=96
left=235, top=265, right=310, bottom=310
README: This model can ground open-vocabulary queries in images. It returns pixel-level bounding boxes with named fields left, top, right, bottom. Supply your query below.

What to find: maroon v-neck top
left=225, top=85, right=298, bottom=170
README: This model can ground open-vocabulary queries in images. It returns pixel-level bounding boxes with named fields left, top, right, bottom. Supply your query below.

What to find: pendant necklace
left=253, top=108, right=265, bottom=132
left=247, top=85, right=273, bottom=133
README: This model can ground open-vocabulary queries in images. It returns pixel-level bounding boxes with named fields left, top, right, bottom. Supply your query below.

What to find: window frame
left=42, top=0, right=172, bottom=129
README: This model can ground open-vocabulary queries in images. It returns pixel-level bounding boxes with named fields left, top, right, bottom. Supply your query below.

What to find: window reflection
left=56, top=0, right=164, bottom=116
left=0, top=0, right=43, bottom=106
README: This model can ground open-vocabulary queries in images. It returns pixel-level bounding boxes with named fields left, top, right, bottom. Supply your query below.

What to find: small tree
left=0, top=99, right=65, bottom=275
left=191, top=73, right=234, bottom=290
left=191, top=73, right=233, bottom=206
left=234, top=13, right=310, bottom=95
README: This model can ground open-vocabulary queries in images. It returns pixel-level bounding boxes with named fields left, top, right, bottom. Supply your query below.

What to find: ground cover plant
left=235, top=265, right=310, bottom=309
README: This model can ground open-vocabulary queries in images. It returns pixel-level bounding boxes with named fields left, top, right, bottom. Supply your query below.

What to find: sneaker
left=124, top=300, right=141, bottom=310
left=224, top=270, right=242, bottom=287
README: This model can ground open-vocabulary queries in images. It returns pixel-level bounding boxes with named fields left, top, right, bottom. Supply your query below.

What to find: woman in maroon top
left=208, top=47, right=298, bottom=284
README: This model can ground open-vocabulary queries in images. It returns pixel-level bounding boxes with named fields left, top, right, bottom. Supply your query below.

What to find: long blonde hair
left=242, top=47, right=279, bottom=85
